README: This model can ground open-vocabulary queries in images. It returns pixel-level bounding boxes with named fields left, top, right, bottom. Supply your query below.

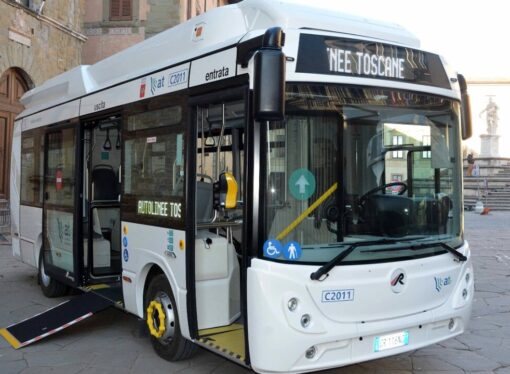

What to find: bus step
left=0, top=292, right=113, bottom=349
left=198, top=323, right=246, bottom=364
left=83, top=283, right=124, bottom=308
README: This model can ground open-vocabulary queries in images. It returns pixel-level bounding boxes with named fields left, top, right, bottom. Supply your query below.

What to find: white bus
left=7, top=0, right=474, bottom=372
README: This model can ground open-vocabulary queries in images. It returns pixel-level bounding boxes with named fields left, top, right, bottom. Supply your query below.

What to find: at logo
left=434, top=276, right=452, bottom=292
left=390, top=269, right=406, bottom=293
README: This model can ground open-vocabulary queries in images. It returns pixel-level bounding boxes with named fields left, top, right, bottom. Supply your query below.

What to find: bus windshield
left=264, top=84, right=463, bottom=264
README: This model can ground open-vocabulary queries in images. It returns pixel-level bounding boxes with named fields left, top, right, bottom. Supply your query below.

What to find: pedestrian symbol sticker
left=284, top=241, right=302, bottom=261
left=263, top=239, right=283, bottom=259
left=289, top=168, right=316, bottom=201
left=123, top=248, right=129, bottom=262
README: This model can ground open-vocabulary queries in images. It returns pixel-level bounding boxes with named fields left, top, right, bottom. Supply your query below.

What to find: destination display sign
left=296, top=34, right=450, bottom=89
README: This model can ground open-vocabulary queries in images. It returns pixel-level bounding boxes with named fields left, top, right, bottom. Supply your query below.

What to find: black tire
left=145, top=274, right=196, bottom=361
left=38, top=250, right=68, bottom=298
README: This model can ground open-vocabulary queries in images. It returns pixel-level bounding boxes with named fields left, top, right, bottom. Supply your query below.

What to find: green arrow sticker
left=289, top=168, right=316, bottom=201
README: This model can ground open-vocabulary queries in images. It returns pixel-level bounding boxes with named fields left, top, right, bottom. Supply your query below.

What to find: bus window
left=122, top=105, right=185, bottom=226
left=20, top=128, right=44, bottom=207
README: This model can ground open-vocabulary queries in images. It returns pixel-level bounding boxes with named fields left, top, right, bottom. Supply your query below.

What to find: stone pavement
left=0, top=212, right=509, bottom=374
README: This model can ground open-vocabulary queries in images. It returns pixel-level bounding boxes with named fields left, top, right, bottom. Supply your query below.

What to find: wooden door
left=0, top=68, right=30, bottom=198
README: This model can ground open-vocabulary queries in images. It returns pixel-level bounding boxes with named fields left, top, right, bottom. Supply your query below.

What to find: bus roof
left=19, top=0, right=419, bottom=118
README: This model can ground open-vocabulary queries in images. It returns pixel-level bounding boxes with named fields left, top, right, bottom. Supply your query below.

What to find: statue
left=479, top=97, right=499, bottom=135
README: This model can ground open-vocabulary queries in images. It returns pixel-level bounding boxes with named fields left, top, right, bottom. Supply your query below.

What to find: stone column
left=480, top=134, right=500, bottom=157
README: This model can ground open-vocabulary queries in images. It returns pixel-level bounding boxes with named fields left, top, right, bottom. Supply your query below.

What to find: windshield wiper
left=310, top=238, right=398, bottom=281
left=361, top=240, right=467, bottom=262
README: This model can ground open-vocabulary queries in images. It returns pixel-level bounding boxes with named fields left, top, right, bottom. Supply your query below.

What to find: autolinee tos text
left=326, top=47, right=405, bottom=79
left=137, top=200, right=182, bottom=219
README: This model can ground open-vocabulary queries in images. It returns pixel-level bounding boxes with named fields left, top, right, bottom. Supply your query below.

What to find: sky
left=286, top=0, right=510, bottom=155
left=288, top=0, right=509, bottom=78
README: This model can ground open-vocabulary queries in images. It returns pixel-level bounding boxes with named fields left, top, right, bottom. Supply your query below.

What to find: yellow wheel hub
left=146, top=300, right=166, bottom=338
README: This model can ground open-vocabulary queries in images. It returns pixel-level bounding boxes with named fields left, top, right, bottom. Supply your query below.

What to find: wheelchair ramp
left=0, top=291, right=113, bottom=349
left=198, top=323, right=246, bottom=363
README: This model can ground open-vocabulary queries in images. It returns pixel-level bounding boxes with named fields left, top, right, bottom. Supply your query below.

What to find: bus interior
left=83, top=118, right=122, bottom=279
left=193, top=98, right=246, bottom=361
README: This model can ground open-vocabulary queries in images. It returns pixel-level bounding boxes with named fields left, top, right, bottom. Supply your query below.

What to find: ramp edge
left=0, top=328, right=21, bottom=349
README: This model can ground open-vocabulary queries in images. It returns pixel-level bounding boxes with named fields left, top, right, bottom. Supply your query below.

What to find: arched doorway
left=0, top=68, right=31, bottom=199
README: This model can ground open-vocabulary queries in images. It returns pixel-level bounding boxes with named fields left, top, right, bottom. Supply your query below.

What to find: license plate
left=373, top=330, right=409, bottom=352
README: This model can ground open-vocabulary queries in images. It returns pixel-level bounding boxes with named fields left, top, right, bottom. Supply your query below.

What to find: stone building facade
left=0, top=0, right=86, bottom=199
left=82, top=0, right=233, bottom=65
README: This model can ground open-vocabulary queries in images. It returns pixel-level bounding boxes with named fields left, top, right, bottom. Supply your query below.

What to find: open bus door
left=41, top=124, right=82, bottom=290
left=187, top=87, right=249, bottom=365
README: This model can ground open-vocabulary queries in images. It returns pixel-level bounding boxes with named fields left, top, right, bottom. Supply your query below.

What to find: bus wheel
left=38, top=250, right=68, bottom=298
left=145, top=274, right=196, bottom=361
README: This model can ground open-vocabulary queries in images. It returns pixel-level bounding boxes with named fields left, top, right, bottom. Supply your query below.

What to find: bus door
left=42, top=125, right=81, bottom=286
left=83, top=117, right=122, bottom=281
left=189, top=88, right=248, bottom=363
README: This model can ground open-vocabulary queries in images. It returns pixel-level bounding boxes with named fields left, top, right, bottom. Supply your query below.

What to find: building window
left=391, top=174, right=403, bottom=182
left=422, top=135, right=431, bottom=159
left=110, top=0, right=132, bottom=20
left=392, top=135, right=404, bottom=158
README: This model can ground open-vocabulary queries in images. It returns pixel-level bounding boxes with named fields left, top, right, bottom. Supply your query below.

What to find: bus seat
left=92, top=164, right=117, bottom=201
left=196, top=181, right=214, bottom=223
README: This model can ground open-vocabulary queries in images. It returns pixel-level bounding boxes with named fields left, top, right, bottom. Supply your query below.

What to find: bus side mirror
left=457, top=74, right=472, bottom=140
left=213, top=172, right=238, bottom=210
left=254, top=27, right=286, bottom=122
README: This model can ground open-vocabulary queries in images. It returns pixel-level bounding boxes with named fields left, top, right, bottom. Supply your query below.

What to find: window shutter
left=110, top=0, right=120, bottom=18
left=110, top=0, right=132, bottom=20
left=121, top=0, right=132, bottom=18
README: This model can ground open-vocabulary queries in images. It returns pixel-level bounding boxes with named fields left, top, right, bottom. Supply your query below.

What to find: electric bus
left=6, top=0, right=474, bottom=372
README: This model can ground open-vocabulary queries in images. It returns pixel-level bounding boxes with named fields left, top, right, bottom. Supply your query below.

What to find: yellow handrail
left=276, top=183, right=338, bottom=241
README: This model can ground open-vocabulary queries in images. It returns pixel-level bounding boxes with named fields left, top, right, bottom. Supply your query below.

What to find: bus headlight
left=288, top=298, right=298, bottom=312
left=301, top=314, right=311, bottom=328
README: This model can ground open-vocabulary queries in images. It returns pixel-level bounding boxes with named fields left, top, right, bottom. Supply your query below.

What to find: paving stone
left=1, top=359, right=28, bottom=374
left=209, top=361, right=250, bottom=374
left=0, top=347, right=25, bottom=362
left=437, top=337, right=470, bottom=350
left=455, top=332, right=503, bottom=350
left=357, top=356, right=413, bottom=371
left=130, top=351, right=190, bottom=373
left=23, top=350, right=95, bottom=368
left=435, top=350, right=501, bottom=372
left=411, top=356, right=465, bottom=372
left=20, top=363, right=87, bottom=374
left=77, top=366, right=131, bottom=374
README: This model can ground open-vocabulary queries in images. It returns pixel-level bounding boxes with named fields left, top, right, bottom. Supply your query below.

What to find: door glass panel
left=43, top=128, right=76, bottom=276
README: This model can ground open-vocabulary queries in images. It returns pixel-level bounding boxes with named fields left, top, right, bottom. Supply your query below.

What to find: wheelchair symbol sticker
left=284, top=241, right=302, bottom=260
left=123, top=236, right=128, bottom=247
left=123, top=248, right=129, bottom=262
left=263, top=239, right=283, bottom=259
